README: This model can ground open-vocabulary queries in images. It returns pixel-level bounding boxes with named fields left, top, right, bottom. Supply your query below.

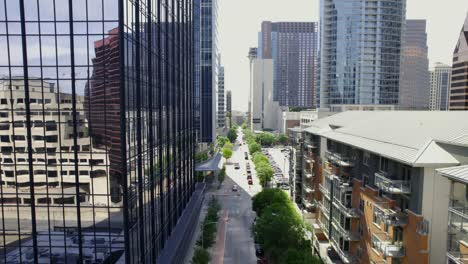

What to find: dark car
left=255, top=244, right=264, bottom=257
left=248, top=179, right=253, bottom=185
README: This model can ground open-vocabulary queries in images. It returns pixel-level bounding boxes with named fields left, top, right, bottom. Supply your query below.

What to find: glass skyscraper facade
left=194, top=0, right=217, bottom=143
left=319, top=0, right=406, bottom=108
left=399, top=19, right=430, bottom=110
left=260, top=22, right=318, bottom=108
left=0, top=0, right=196, bottom=263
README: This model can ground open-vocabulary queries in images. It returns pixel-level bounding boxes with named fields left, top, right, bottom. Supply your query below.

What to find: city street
left=212, top=129, right=260, bottom=264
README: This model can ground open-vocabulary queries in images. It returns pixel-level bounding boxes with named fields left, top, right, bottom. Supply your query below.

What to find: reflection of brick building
left=85, top=28, right=123, bottom=202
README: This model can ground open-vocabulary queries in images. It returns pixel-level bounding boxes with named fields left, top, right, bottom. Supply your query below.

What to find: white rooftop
left=437, top=165, right=468, bottom=184
left=304, top=111, right=468, bottom=166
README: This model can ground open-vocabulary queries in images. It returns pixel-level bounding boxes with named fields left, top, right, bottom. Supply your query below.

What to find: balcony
left=330, top=239, right=354, bottom=264
left=447, top=252, right=468, bottom=264
left=331, top=221, right=361, bottom=241
left=318, top=200, right=330, bottom=219
left=334, top=198, right=360, bottom=218
left=374, top=233, right=405, bottom=258
left=325, top=151, right=354, bottom=167
left=319, top=184, right=331, bottom=199
left=378, top=208, right=408, bottom=226
left=302, top=198, right=316, bottom=210
left=374, top=171, right=411, bottom=194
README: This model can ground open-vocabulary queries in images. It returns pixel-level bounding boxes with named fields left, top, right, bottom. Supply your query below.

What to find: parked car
left=247, top=175, right=252, bottom=180
left=248, top=179, right=253, bottom=185
left=234, top=163, right=240, bottom=169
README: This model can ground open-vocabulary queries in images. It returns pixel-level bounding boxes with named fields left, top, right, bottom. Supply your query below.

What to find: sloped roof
left=304, top=111, right=468, bottom=166
left=437, top=165, right=468, bottom=184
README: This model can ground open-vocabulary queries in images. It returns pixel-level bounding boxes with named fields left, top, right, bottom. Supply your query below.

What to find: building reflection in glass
left=0, top=0, right=195, bottom=263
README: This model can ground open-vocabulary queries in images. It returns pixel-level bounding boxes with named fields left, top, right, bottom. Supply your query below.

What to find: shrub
left=191, top=246, right=210, bottom=264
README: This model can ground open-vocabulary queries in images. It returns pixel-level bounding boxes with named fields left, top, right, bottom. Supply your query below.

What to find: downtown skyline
left=218, top=0, right=468, bottom=111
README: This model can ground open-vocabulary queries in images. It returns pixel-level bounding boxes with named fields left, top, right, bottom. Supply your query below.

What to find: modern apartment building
left=289, top=111, right=468, bottom=264
left=319, top=0, right=406, bottom=108
left=217, top=65, right=225, bottom=128
left=0, top=1, right=198, bottom=263
left=195, top=0, right=219, bottom=142
left=437, top=166, right=468, bottom=264
left=450, top=13, right=468, bottom=110
left=399, top=19, right=430, bottom=110
left=430, top=63, right=452, bottom=111
left=250, top=59, right=282, bottom=131
left=259, top=22, right=318, bottom=108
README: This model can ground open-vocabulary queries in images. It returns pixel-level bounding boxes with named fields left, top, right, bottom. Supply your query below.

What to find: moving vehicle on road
left=232, top=184, right=238, bottom=192
left=234, top=163, right=240, bottom=169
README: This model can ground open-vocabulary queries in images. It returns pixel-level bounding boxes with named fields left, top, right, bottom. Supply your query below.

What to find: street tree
left=277, top=133, right=289, bottom=145
left=256, top=132, right=277, bottom=146
left=253, top=203, right=308, bottom=261
left=248, top=142, right=261, bottom=155
left=227, top=128, right=238, bottom=143
left=222, top=147, right=233, bottom=161
left=252, top=188, right=290, bottom=216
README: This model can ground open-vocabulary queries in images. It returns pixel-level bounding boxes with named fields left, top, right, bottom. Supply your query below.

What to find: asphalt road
left=213, top=129, right=259, bottom=264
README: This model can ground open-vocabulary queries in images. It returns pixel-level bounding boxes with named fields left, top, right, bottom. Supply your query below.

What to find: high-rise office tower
left=450, top=13, right=468, bottom=110
left=259, top=22, right=318, bottom=108
left=399, top=19, right=430, bottom=110
left=194, top=0, right=218, bottom=142
left=0, top=1, right=197, bottom=263
left=247, top=48, right=258, bottom=129
left=319, top=0, right=406, bottom=108
left=430, top=63, right=452, bottom=111
left=217, top=65, right=225, bottom=128
left=226, top=90, right=232, bottom=128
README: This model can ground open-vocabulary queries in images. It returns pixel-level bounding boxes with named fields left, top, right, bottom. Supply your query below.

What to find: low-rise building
left=293, top=111, right=468, bottom=264
left=0, top=78, right=111, bottom=207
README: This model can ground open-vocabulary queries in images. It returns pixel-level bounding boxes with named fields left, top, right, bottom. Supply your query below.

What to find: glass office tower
left=319, top=0, right=406, bottom=108
left=194, top=0, right=218, bottom=143
left=0, top=0, right=195, bottom=263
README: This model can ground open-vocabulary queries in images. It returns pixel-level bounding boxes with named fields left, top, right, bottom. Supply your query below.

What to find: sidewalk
left=183, top=183, right=219, bottom=264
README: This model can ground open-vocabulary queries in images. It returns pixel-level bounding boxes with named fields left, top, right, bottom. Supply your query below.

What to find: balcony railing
left=334, top=198, right=360, bottom=218
left=325, top=150, right=354, bottom=167
left=319, top=184, right=331, bottom=199
left=447, top=251, right=468, bottom=264
left=375, top=205, right=408, bottom=226
left=374, top=233, right=405, bottom=258
left=318, top=200, right=330, bottom=218
left=331, top=221, right=361, bottom=241
left=374, top=171, right=411, bottom=194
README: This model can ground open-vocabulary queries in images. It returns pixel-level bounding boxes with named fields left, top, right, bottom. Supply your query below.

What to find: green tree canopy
left=222, top=147, right=233, bottom=160
left=248, top=142, right=261, bottom=155
left=252, top=152, right=269, bottom=165
left=277, top=133, right=289, bottom=145
left=217, top=136, right=229, bottom=148
left=227, top=128, right=238, bottom=143
left=253, top=203, right=307, bottom=260
left=256, top=163, right=273, bottom=186
left=256, top=132, right=277, bottom=146
left=252, top=188, right=291, bottom=217
left=279, top=248, right=321, bottom=264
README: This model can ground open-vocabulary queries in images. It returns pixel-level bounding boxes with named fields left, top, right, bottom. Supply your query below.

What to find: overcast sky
left=218, top=0, right=468, bottom=111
